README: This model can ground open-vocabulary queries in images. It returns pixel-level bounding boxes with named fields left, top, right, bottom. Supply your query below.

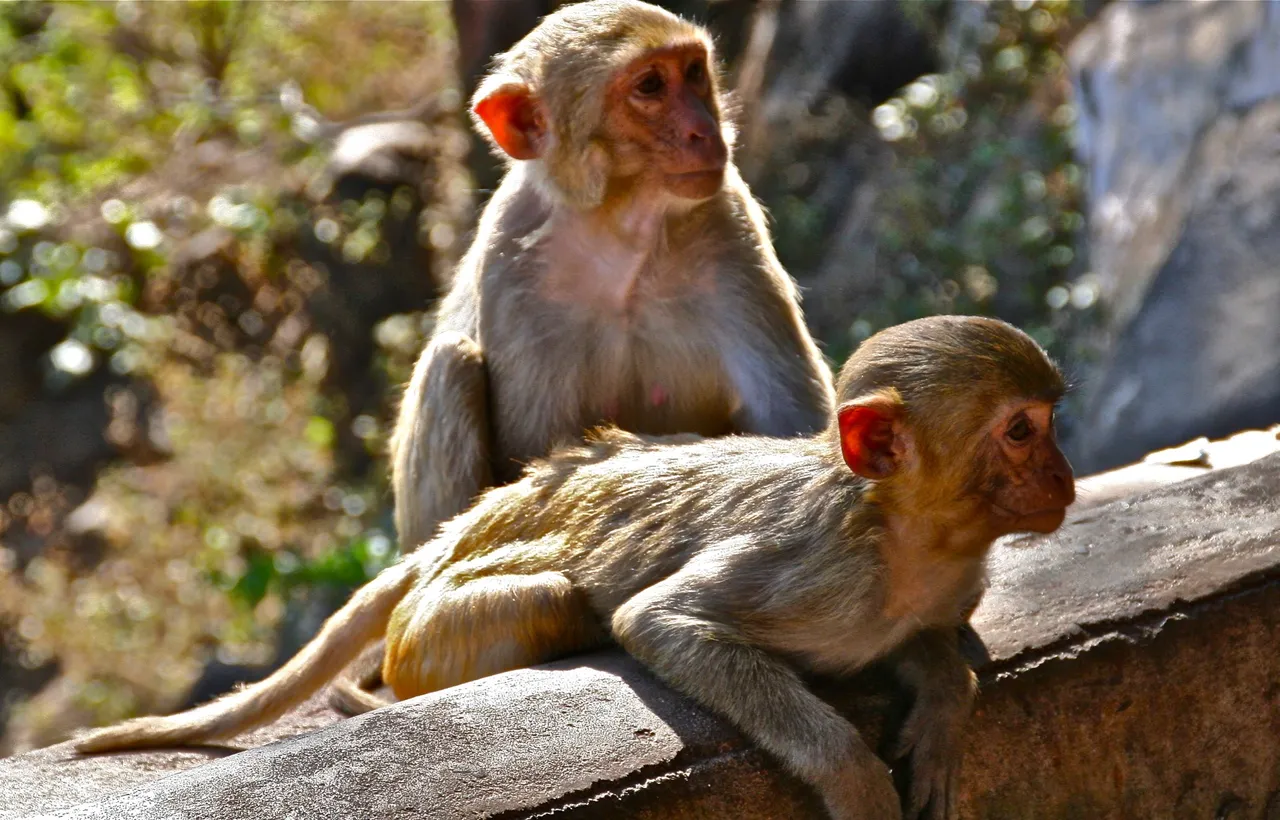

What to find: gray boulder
left=1070, top=1, right=1280, bottom=472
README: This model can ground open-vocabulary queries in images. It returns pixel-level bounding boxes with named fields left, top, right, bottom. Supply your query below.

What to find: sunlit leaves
left=852, top=0, right=1097, bottom=364
left=0, top=1, right=460, bottom=747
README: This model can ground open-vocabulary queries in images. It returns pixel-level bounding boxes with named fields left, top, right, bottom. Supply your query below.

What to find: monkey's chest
left=780, top=569, right=982, bottom=675
left=779, top=611, right=925, bottom=676
left=880, top=555, right=986, bottom=628
left=488, top=295, right=736, bottom=473
left=579, top=318, right=734, bottom=429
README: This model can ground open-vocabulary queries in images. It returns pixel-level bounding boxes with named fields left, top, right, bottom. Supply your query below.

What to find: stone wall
left=2, top=426, right=1278, bottom=819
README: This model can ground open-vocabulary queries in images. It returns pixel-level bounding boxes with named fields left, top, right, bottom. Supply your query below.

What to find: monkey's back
left=429, top=430, right=863, bottom=612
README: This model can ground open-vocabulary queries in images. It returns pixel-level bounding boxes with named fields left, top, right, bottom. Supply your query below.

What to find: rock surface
left=1070, top=424, right=1280, bottom=511
left=3, top=444, right=1280, bottom=818
left=1069, top=1, right=1280, bottom=472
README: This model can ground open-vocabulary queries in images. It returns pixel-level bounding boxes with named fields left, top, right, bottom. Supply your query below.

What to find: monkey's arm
left=886, top=629, right=978, bottom=820
left=721, top=283, right=835, bottom=438
left=391, top=330, right=494, bottom=552
left=611, top=564, right=901, bottom=820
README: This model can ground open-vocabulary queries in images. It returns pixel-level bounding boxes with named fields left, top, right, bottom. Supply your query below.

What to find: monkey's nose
left=1050, top=468, right=1075, bottom=506
left=681, top=105, right=719, bottom=143
left=688, top=130, right=728, bottom=167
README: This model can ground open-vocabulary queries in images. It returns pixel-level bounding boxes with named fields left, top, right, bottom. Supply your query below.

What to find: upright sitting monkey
left=354, top=0, right=838, bottom=712
left=79, top=316, right=1075, bottom=820
left=393, top=0, right=834, bottom=552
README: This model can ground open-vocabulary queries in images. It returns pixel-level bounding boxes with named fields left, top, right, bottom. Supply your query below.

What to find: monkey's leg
left=611, top=570, right=903, bottom=820
left=328, top=665, right=392, bottom=715
left=332, top=332, right=494, bottom=715
left=384, top=569, right=607, bottom=699
left=392, top=330, right=493, bottom=552
left=886, top=629, right=977, bottom=820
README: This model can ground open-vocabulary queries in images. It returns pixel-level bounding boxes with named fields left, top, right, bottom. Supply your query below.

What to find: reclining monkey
left=79, top=315, right=1075, bottom=820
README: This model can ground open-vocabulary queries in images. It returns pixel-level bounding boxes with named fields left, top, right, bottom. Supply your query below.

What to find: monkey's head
left=470, top=0, right=731, bottom=209
left=833, top=315, right=1075, bottom=538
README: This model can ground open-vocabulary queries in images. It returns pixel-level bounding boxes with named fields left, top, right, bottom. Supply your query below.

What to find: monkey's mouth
left=992, top=503, right=1067, bottom=534
left=665, top=168, right=725, bottom=198
left=668, top=168, right=724, bottom=180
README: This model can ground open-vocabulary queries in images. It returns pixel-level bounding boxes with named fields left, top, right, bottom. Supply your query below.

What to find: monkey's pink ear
left=837, top=395, right=902, bottom=480
left=473, top=84, right=545, bottom=161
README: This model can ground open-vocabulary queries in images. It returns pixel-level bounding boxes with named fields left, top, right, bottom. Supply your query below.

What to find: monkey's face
left=604, top=44, right=729, bottom=201
left=979, top=400, right=1075, bottom=535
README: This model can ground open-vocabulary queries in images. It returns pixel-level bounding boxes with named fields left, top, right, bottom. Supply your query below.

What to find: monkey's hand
left=814, top=746, right=904, bottom=820
left=890, top=640, right=977, bottom=820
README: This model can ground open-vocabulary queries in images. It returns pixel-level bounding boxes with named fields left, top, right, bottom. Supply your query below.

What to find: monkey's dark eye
left=1006, top=416, right=1033, bottom=443
left=686, top=61, right=705, bottom=84
left=636, top=72, right=665, bottom=96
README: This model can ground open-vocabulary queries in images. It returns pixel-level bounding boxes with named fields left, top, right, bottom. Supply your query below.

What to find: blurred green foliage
left=761, top=0, right=1101, bottom=377
left=0, top=0, right=456, bottom=749
left=865, top=0, right=1097, bottom=358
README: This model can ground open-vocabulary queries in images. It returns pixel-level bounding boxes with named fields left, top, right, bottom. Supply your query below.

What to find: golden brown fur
left=77, top=316, right=1074, bottom=820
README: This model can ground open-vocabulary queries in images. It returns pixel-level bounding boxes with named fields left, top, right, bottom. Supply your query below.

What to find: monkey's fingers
left=889, top=706, right=960, bottom=820
left=817, top=755, right=904, bottom=820
left=904, top=748, right=956, bottom=820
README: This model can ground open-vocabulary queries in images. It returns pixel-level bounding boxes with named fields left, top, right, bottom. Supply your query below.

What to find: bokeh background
left=1, top=0, right=1277, bottom=753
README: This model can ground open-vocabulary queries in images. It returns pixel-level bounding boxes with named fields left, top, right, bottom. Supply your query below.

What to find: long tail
left=75, top=561, right=417, bottom=753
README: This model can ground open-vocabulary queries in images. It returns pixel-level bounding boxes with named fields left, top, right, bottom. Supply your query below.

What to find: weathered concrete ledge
left=3, top=431, right=1279, bottom=819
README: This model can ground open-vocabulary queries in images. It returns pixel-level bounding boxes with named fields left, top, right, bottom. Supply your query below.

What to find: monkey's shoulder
left=585, top=426, right=703, bottom=448
left=523, top=431, right=834, bottom=502
left=569, top=426, right=818, bottom=457
left=535, top=426, right=718, bottom=469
